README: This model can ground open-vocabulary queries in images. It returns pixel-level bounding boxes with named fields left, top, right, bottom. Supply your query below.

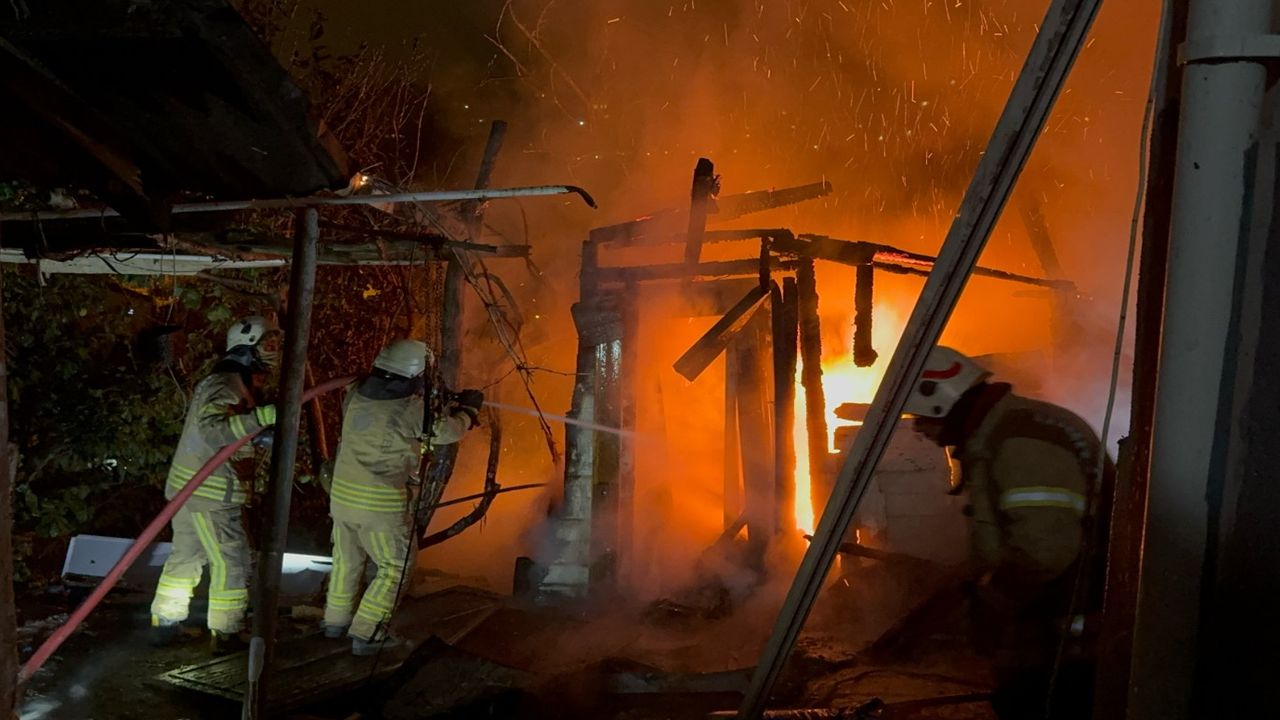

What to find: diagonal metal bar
left=735, top=0, right=1106, bottom=716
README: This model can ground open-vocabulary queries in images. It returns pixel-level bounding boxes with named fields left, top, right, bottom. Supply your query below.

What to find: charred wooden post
left=724, top=349, right=743, bottom=530
left=589, top=305, right=625, bottom=595
left=618, top=289, right=640, bottom=587
left=735, top=309, right=776, bottom=568
left=796, top=259, right=830, bottom=522
left=772, top=279, right=799, bottom=536
left=420, top=121, right=508, bottom=532
left=683, top=158, right=719, bottom=268
left=247, top=208, right=320, bottom=718
left=853, top=263, right=878, bottom=367
left=537, top=293, right=626, bottom=600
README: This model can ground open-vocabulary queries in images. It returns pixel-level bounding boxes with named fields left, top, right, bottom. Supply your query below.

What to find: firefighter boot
left=150, top=615, right=184, bottom=647
left=210, top=630, right=249, bottom=656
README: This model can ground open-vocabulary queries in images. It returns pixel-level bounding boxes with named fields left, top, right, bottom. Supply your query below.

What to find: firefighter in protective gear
left=323, top=339, right=482, bottom=656
left=150, top=316, right=281, bottom=652
left=905, top=346, right=1110, bottom=720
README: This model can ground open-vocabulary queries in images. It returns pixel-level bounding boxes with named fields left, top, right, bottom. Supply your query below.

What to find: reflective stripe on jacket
left=165, top=371, right=268, bottom=505
left=330, top=382, right=470, bottom=522
left=956, top=392, right=1101, bottom=587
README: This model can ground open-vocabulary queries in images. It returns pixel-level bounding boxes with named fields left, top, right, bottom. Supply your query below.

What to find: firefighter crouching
left=904, top=346, right=1112, bottom=720
left=322, top=339, right=483, bottom=656
left=150, top=316, right=281, bottom=654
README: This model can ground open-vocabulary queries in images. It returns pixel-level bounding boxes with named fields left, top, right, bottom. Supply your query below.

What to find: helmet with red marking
left=904, top=346, right=992, bottom=418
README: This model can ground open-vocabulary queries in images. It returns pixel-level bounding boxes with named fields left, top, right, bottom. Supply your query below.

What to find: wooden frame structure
left=536, top=159, right=1070, bottom=600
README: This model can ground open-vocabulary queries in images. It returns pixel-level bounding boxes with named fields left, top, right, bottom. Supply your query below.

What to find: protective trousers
left=150, top=498, right=250, bottom=633
left=324, top=516, right=414, bottom=641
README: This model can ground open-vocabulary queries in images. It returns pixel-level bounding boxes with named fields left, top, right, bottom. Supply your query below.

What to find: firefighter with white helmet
left=151, top=316, right=281, bottom=653
left=322, top=338, right=483, bottom=655
left=905, top=346, right=1110, bottom=719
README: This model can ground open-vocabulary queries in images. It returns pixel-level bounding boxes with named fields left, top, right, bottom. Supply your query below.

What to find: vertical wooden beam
left=796, top=259, right=830, bottom=522
left=683, top=158, right=718, bottom=267
left=421, top=121, right=507, bottom=532
left=590, top=327, right=623, bottom=594
left=853, top=263, right=878, bottom=367
left=772, top=279, right=798, bottom=536
left=618, top=289, right=639, bottom=586
left=247, top=208, right=320, bottom=719
left=0, top=267, right=17, bottom=717
left=736, top=309, right=775, bottom=567
left=724, top=349, right=742, bottom=530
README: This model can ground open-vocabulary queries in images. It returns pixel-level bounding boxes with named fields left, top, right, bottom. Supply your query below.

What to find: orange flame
left=792, top=303, right=905, bottom=534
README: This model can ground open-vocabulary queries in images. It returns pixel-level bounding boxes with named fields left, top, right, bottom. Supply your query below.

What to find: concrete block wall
left=826, top=424, right=970, bottom=567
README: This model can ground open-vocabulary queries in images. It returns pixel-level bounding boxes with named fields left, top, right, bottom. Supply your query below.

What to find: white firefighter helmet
left=226, top=315, right=281, bottom=367
left=226, top=316, right=276, bottom=351
left=903, top=346, right=992, bottom=418
left=373, top=339, right=434, bottom=378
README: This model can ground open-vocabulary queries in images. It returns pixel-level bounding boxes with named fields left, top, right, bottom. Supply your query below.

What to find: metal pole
left=0, top=185, right=597, bottom=222
left=244, top=207, right=320, bottom=719
left=1129, top=2, right=1271, bottom=718
left=0, top=268, right=17, bottom=716
left=735, top=0, right=1104, bottom=715
left=1092, top=0, right=1185, bottom=715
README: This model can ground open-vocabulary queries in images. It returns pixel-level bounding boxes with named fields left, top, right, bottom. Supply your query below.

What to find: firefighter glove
left=456, top=389, right=484, bottom=429
left=251, top=427, right=275, bottom=449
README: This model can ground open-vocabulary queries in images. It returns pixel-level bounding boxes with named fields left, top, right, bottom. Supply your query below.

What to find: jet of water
left=483, top=400, right=635, bottom=437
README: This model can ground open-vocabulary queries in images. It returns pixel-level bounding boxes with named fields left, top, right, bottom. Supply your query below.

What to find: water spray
left=483, top=400, right=635, bottom=437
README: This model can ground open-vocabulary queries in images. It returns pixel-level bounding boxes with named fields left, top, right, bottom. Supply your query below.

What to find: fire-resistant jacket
left=329, top=381, right=470, bottom=522
left=165, top=370, right=272, bottom=506
left=954, top=391, right=1104, bottom=591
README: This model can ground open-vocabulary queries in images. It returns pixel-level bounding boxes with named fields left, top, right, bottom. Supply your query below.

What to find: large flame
left=792, top=304, right=905, bottom=535
left=792, top=361, right=885, bottom=534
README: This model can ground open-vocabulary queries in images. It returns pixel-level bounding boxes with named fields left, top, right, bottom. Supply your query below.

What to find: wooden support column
left=772, top=279, right=798, bottom=536
left=618, top=289, right=639, bottom=586
left=853, top=263, right=878, bottom=367
left=724, top=349, right=742, bottom=530
left=420, top=121, right=507, bottom=533
left=537, top=293, right=624, bottom=599
left=735, top=309, right=775, bottom=568
left=683, top=158, right=719, bottom=267
left=796, top=259, right=830, bottom=523
left=589, top=310, right=624, bottom=595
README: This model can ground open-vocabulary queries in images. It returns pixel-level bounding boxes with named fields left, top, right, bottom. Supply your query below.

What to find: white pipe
left=0, top=184, right=597, bottom=222
left=1131, top=1, right=1272, bottom=717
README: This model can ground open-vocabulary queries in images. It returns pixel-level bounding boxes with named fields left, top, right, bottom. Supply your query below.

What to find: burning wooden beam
left=683, top=158, right=720, bottom=267
left=795, top=259, right=830, bottom=525
left=771, top=279, right=799, bottom=536
left=673, top=284, right=770, bottom=382
left=853, top=262, right=878, bottom=367
left=595, top=257, right=797, bottom=285
left=724, top=350, right=743, bottom=530
left=734, top=310, right=775, bottom=566
left=717, top=182, right=833, bottom=221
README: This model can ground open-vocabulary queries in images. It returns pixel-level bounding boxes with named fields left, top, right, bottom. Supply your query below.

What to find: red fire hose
left=17, top=375, right=355, bottom=685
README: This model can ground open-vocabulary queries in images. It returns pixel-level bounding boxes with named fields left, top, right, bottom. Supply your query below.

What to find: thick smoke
left=294, top=0, right=1158, bottom=589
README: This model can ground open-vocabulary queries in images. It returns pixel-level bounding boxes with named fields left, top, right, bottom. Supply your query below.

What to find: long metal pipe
left=735, top=0, right=1105, bottom=715
left=245, top=208, right=320, bottom=719
left=0, top=184, right=596, bottom=222
left=1129, top=2, right=1272, bottom=717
